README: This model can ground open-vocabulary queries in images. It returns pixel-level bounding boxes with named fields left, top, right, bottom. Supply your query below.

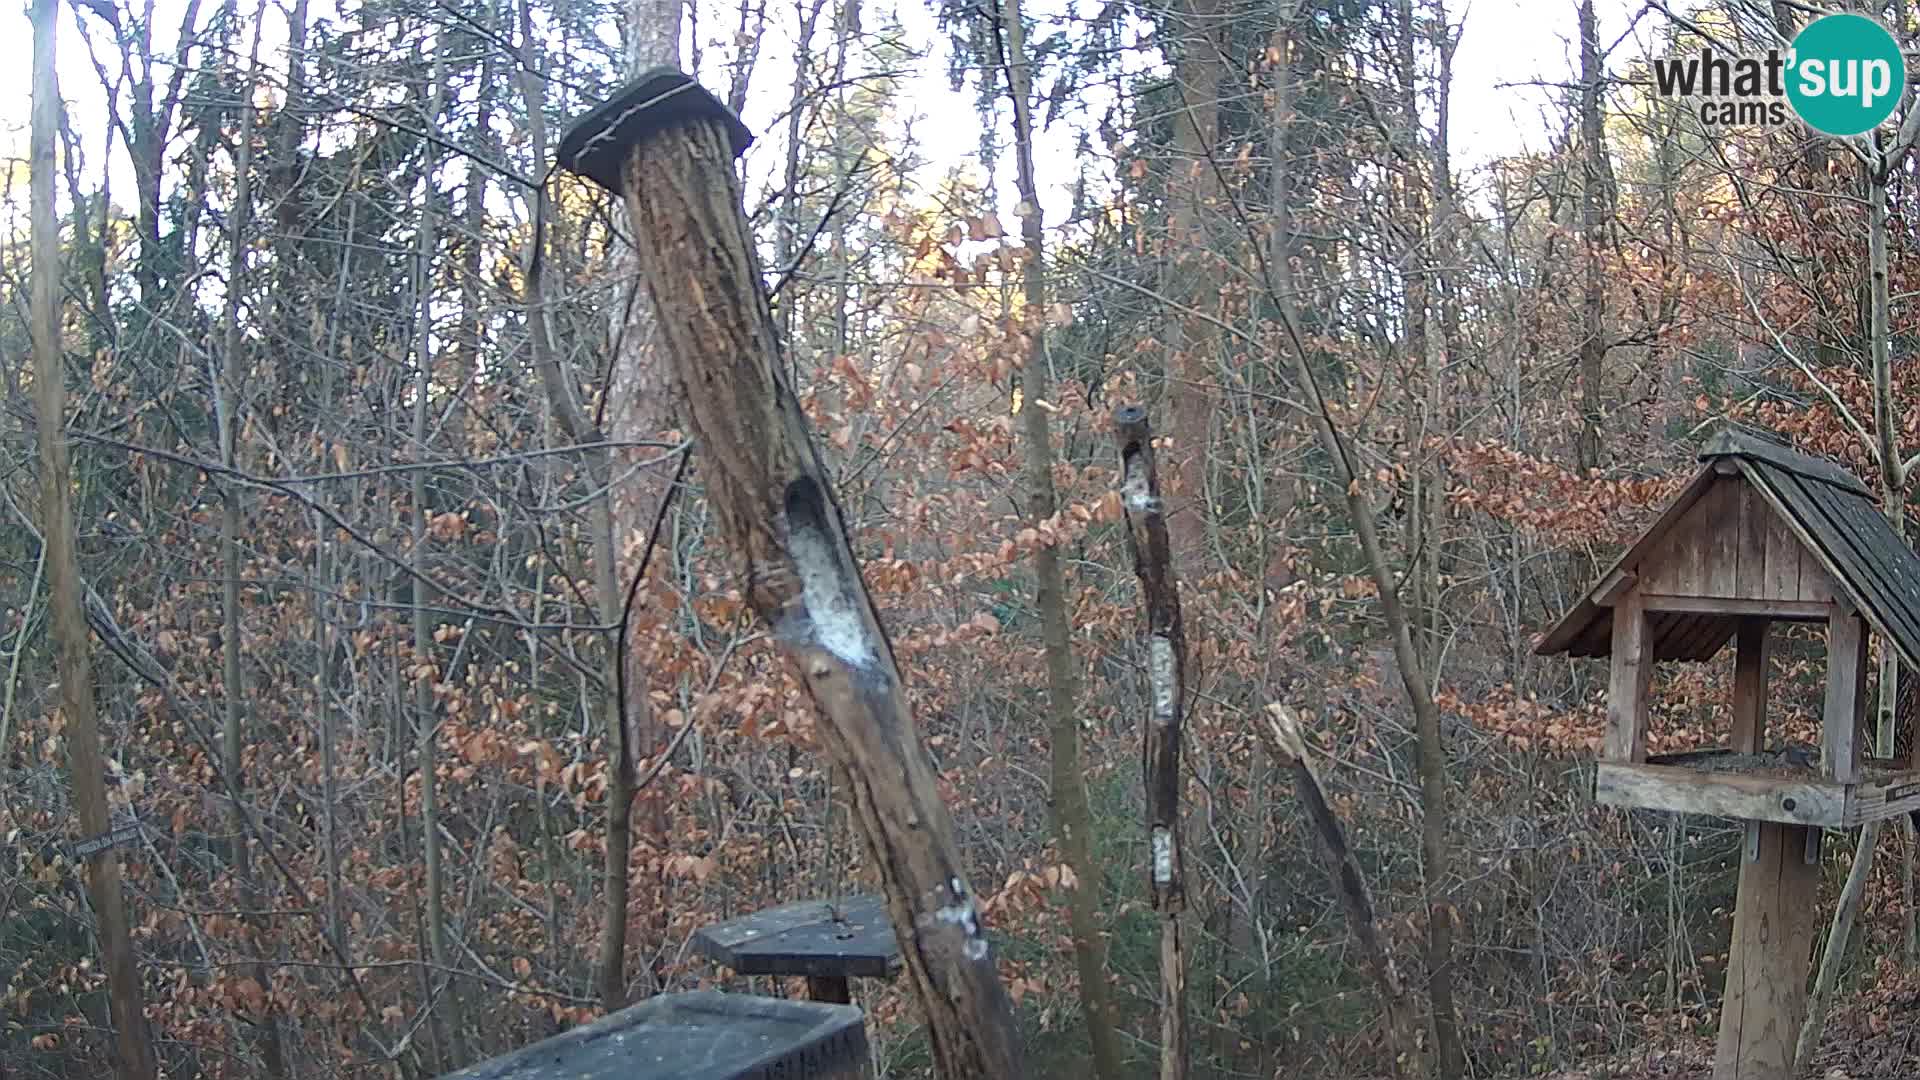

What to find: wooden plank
left=1824, top=612, right=1865, bottom=784
left=1777, top=472, right=1920, bottom=669
left=1701, top=428, right=1873, bottom=496
left=1737, top=482, right=1771, bottom=598
left=1674, top=616, right=1736, bottom=662
left=1815, top=483, right=1920, bottom=666
left=1537, top=466, right=1720, bottom=657
left=1705, top=478, right=1741, bottom=597
left=1762, top=495, right=1802, bottom=602
left=1731, top=619, right=1769, bottom=754
left=441, top=991, right=872, bottom=1080
left=1605, top=592, right=1652, bottom=762
left=1589, top=568, right=1638, bottom=607
left=1799, top=547, right=1836, bottom=603
left=1712, top=822, right=1819, bottom=1080
left=1846, top=770, right=1920, bottom=824
left=1593, top=762, right=1846, bottom=826
left=1639, top=595, right=1831, bottom=619
left=693, top=895, right=901, bottom=979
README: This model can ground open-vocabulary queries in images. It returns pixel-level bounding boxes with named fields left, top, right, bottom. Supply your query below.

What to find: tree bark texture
left=30, top=1, right=157, bottom=1075
left=1115, top=407, right=1189, bottom=1080
left=611, top=114, right=1025, bottom=1080
left=1262, top=705, right=1425, bottom=1075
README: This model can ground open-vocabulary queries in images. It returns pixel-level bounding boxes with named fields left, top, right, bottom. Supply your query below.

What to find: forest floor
left=1541, top=970, right=1920, bottom=1078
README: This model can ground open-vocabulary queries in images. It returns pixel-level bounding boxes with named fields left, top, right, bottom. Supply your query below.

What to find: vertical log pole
left=557, top=72, right=1024, bottom=1079
left=1604, top=591, right=1650, bottom=762
left=1113, top=407, right=1188, bottom=1080
left=29, top=2, right=158, bottom=1077
left=1824, top=611, right=1865, bottom=784
left=1716, top=611, right=1815, bottom=1079
left=1716, top=822, right=1818, bottom=1080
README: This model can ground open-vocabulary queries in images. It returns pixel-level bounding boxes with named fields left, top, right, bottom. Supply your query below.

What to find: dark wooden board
left=1699, top=428, right=1872, bottom=497
left=1757, top=466, right=1920, bottom=671
left=695, top=895, right=902, bottom=980
left=439, top=991, right=867, bottom=1079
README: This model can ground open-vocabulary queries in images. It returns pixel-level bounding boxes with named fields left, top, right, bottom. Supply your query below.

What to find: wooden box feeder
left=439, top=991, right=870, bottom=1080
left=693, top=894, right=902, bottom=1005
left=1537, top=429, right=1920, bottom=1079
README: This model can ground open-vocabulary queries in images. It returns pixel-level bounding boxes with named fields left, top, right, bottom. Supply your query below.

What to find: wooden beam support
left=1731, top=619, right=1769, bottom=755
left=1639, top=595, right=1831, bottom=620
left=1606, top=592, right=1652, bottom=762
left=1825, top=612, right=1866, bottom=784
left=1712, top=822, right=1819, bottom=1080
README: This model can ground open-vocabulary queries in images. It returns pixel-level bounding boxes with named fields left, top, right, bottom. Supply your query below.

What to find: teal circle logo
left=1787, top=14, right=1906, bottom=136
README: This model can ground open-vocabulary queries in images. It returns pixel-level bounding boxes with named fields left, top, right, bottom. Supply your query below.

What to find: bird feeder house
left=1538, top=428, right=1920, bottom=1080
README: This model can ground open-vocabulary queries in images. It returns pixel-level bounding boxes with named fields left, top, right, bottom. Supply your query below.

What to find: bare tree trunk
left=591, top=0, right=684, bottom=1009
left=216, top=11, right=289, bottom=1075
left=514, top=0, right=664, bottom=1006
left=409, top=46, right=464, bottom=1068
left=1115, top=409, right=1190, bottom=1080
left=29, top=2, right=157, bottom=1075
left=1576, top=0, right=1608, bottom=472
left=994, top=5, right=1123, bottom=1076
left=1165, top=0, right=1224, bottom=574
left=1799, top=162, right=1914, bottom=1066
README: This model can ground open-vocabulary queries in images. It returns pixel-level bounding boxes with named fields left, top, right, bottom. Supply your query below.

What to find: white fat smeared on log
left=786, top=507, right=878, bottom=669
left=1151, top=826, right=1174, bottom=885
left=930, top=877, right=990, bottom=962
left=1121, top=453, right=1161, bottom=514
left=1149, top=634, right=1177, bottom=724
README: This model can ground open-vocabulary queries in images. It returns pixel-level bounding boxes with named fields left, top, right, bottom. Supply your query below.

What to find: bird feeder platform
left=1538, top=428, right=1920, bottom=1080
left=693, top=894, right=902, bottom=1005
left=438, top=991, right=869, bottom=1080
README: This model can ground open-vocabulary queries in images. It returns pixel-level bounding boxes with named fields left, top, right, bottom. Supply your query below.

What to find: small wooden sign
left=71, top=822, right=141, bottom=860
left=1887, top=782, right=1920, bottom=803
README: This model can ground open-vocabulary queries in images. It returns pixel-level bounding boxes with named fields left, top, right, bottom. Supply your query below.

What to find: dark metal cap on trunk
left=557, top=67, right=753, bottom=194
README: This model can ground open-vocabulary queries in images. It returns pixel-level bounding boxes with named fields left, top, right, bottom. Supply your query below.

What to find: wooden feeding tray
left=693, top=894, right=902, bottom=1005
left=1596, top=748, right=1920, bottom=827
left=439, top=991, right=869, bottom=1080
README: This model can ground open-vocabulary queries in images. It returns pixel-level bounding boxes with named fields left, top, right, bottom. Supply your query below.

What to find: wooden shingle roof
left=1536, top=429, right=1920, bottom=671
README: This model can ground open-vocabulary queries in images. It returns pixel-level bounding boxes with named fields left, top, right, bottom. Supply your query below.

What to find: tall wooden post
left=1714, top=617, right=1817, bottom=1080
left=1113, top=407, right=1189, bottom=1079
left=556, top=70, right=1024, bottom=1079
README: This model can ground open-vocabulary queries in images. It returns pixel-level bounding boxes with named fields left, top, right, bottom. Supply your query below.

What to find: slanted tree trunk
left=1262, top=705, right=1426, bottom=1074
left=30, top=1, right=157, bottom=1075
left=1115, top=408, right=1189, bottom=1080
left=571, top=80, right=1026, bottom=1079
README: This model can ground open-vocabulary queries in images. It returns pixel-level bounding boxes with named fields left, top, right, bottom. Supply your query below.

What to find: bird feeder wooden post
left=1538, top=429, right=1920, bottom=1080
left=556, top=70, right=1024, bottom=1079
